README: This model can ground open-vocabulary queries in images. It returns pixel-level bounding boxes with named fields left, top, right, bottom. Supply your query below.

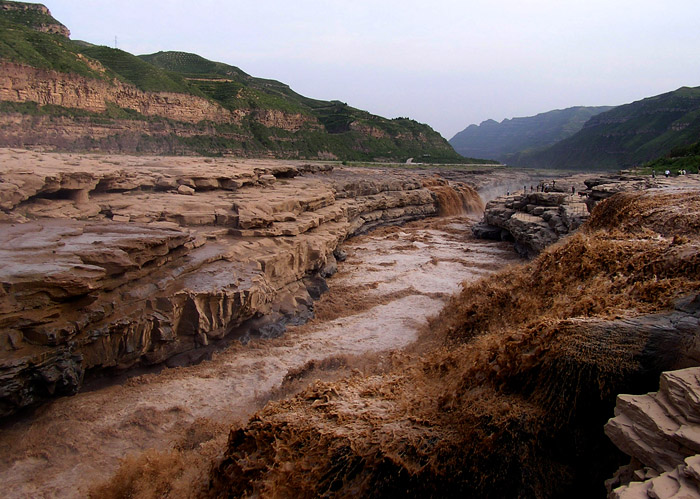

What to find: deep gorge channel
left=0, top=213, right=520, bottom=497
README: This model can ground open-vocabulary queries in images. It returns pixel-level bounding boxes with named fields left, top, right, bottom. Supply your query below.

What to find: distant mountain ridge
left=449, top=106, right=613, bottom=163
left=517, top=86, right=700, bottom=169
left=0, top=1, right=481, bottom=162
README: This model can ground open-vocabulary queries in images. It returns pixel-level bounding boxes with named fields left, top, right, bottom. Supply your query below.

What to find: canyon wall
left=0, top=1, right=70, bottom=37
left=0, top=61, right=233, bottom=123
left=0, top=62, right=321, bottom=132
left=0, top=149, right=482, bottom=417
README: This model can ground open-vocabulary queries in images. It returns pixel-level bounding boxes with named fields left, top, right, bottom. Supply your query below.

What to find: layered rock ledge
left=0, top=149, right=482, bottom=418
left=473, top=173, right=700, bottom=257
left=606, top=364, right=700, bottom=498
left=473, top=189, right=590, bottom=257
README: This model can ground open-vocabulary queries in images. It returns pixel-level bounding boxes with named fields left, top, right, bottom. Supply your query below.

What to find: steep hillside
left=137, top=51, right=481, bottom=162
left=644, top=138, right=700, bottom=174
left=517, top=87, right=700, bottom=169
left=0, top=2, right=472, bottom=162
left=449, top=106, right=612, bottom=163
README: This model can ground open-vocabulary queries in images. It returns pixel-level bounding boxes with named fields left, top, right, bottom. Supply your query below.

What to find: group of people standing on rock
left=536, top=180, right=556, bottom=193
left=507, top=181, right=560, bottom=197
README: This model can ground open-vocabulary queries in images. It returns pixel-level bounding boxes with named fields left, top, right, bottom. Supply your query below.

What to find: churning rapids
left=0, top=213, right=519, bottom=498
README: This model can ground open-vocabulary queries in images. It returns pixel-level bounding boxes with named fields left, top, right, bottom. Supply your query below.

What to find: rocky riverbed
left=0, top=191, right=518, bottom=497
left=0, top=149, right=496, bottom=417
left=4, top=148, right=700, bottom=498
left=473, top=172, right=700, bottom=257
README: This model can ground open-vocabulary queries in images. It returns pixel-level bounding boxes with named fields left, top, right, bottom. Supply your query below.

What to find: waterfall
left=423, top=179, right=485, bottom=216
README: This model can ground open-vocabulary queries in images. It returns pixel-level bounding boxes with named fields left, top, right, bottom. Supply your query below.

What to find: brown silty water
left=0, top=206, right=519, bottom=497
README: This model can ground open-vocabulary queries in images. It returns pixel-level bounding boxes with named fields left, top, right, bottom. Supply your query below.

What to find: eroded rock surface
left=474, top=173, right=700, bottom=257
left=606, top=365, right=700, bottom=498
left=207, top=185, right=700, bottom=498
left=473, top=188, right=590, bottom=257
left=0, top=148, right=483, bottom=417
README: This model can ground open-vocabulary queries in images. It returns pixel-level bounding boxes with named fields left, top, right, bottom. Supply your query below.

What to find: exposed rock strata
left=473, top=189, right=589, bottom=257
left=0, top=2, right=70, bottom=37
left=0, top=61, right=233, bottom=123
left=582, top=174, right=674, bottom=211
left=606, top=366, right=700, bottom=498
left=208, top=184, right=700, bottom=498
left=0, top=149, right=483, bottom=417
left=473, top=173, right=700, bottom=257
left=0, top=62, right=321, bottom=134
left=0, top=113, right=238, bottom=155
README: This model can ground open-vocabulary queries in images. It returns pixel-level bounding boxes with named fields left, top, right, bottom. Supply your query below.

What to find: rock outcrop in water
left=0, top=149, right=483, bottom=418
left=472, top=182, right=590, bottom=257
left=473, top=173, right=700, bottom=257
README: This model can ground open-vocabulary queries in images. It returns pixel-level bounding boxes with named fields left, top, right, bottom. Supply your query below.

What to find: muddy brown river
left=0, top=214, right=519, bottom=497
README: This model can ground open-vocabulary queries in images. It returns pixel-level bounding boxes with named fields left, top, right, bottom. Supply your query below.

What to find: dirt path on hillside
left=0, top=215, right=519, bottom=498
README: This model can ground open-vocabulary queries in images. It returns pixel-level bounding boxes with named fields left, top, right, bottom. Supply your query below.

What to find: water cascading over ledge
left=0, top=151, right=485, bottom=418
left=423, top=178, right=485, bottom=216
left=208, top=184, right=700, bottom=499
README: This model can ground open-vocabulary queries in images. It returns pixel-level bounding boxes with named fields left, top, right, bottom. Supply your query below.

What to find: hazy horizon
left=45, top=0, right=700, bottom=139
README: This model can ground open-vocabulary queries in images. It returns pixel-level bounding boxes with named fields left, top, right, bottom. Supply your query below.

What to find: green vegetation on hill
left=0, top=0, right=66, bottom=33
left=139, top=51, right=302, bottom=113
left=80, top=46, right=202, bottom=95
left=449, top=106, right=613, bottom=163
left=140, top=51, right=328, bottom=109
left=0, top=14, right=99, bottom=78
left=517, top=87, right=700, bottom=170
left=644, top=139, right=700, bottom=174
left=139, top=51, right=484, bottom=162
left=0, top=5, right=482, bottom=162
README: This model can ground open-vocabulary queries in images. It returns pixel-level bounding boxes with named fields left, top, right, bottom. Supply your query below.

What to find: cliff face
left=0, top=57, right=457, bottom=159
left=0, top=149, right=482, bottom=418
left=250, top=108, right=320, bottom=132
left=0, top=61, right=235, bottom=124
left=0, top=1, right=70, bottom=37
left=0, top=3, right=469, bottom=161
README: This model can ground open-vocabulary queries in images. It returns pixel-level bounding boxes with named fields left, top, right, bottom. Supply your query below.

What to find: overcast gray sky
left=47, top=0, right=700, bottom=139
